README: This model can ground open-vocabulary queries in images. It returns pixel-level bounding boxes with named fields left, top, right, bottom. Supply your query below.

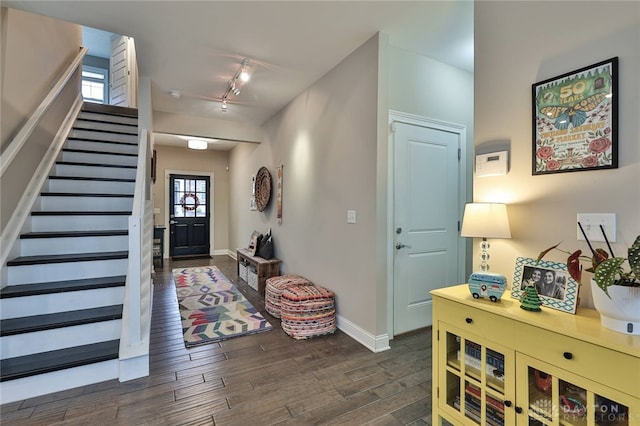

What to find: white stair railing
left=119, top=128, right=153, bottom=364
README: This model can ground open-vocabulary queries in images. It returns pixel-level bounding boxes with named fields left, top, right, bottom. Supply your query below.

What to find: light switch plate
left=347, top=210, right=356, bottom=224
left=577, top=213, right=616, bottom=242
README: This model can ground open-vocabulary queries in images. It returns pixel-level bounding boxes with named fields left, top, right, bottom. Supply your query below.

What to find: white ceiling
left=6, top=1, right=473, bottom=149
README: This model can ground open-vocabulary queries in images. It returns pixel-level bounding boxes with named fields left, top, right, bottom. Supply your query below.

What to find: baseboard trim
left=0, top=359, right=118, bottom=405
left=336, top=314, right=390, bottom=353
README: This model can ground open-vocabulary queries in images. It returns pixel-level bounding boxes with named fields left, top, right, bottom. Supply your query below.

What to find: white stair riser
left=0, top=359, right=119, bottom=405
left=40, top=196, right=132, bottom=211
left=60, top=151, right=138, bottom=167
left=55, top=163, right=136, bottom=179
left=7, top=258, right=127, bottom=285
left=0, top=286, right=125, bottom=319
left=74, top=120, right=137, bottom=134
left=46, top=179, right=135, bottom=194
left=78, top=111, right=138, bottom=126
left=1, top=319, right=122, bottom=358
left=66, top=139, right=138, bottom=155
left=30, top=215, right=129, bottom=232
left=20, top=235, right=128, bottom=256
left=70, top=129, right=137, bottom=144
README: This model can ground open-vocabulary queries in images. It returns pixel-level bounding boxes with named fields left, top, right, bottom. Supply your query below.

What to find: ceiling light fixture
left=187, top=140, right=208, bottom=150
left=169, top=90, right=181, bottom=99
left=221, top=58, right=250, bottom=111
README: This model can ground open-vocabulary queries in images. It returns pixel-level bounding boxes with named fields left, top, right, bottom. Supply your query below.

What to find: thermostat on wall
left=475, top=150, right=508, bottom=177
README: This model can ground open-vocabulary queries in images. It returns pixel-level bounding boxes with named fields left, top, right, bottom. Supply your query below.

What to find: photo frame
left=532, top=57, right=618, bottom=175
left=511, top=257, right=579, bottom=314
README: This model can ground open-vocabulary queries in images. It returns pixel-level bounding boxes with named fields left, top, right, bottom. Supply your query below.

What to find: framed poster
left=532, top=57, right=618, bottom=175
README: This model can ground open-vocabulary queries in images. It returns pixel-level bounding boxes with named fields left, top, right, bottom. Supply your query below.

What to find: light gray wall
left=153, top=145, right=230, bottom=254
left=0, top=7, right=81, bottom=232
left=230, top=34, right=380, bottom=336
left=83, top=54, right=108, bottom=71
left=475, top=1, right=640, bottom=307
left=229, top=33, right=475, bottom=340
left=386, top=42, right=475, bottom=278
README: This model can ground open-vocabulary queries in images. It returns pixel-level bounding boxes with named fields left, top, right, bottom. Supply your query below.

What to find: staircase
left=0, top=102, right=139, bottom=403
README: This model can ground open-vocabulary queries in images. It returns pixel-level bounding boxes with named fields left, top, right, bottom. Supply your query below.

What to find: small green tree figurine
left=520, top=285, right=543, bottom=312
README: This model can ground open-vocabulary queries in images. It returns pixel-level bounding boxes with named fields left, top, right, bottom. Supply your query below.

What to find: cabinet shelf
left=432, top=284, right=640, bottom=426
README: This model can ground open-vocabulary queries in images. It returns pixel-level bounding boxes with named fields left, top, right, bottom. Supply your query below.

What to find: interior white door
left=109, top=35, right=131, bottom=106
left=393, top=120, right=461, bottom=335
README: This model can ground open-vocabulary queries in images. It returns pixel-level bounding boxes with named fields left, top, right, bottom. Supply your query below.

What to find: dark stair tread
left=7, top=251, right=128, bottom=266
left=40, top=192, right=133, bottom=198
left=31, top=211, right=132, bottom=216
left=82, top=102, right=138, bottom=117
left=55, top=161, right=136, bottom=169
left=0, top=340, right=120, bottom=382
left=66, top=137, right=138, bottom=147
left=1, top=305, right=123, bottom=336
left=48, top=176, right=135, bottom=183
left=62, top=148, right=138, bottom=157
left=75, top=117, right=138, bottom=128
left=0, top=276, right=126, bottom=299
left=20, top=230, right=128, bottom=239
left=71, top=127, right=139, bottom=137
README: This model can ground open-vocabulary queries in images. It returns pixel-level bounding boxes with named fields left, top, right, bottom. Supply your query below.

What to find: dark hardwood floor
left=1, top=255, right=433, bottom=425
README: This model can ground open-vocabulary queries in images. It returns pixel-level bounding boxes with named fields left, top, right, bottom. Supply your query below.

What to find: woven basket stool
left=280, top=284, right=336, bottom=340
left=264, top=275, right=313, bottom=318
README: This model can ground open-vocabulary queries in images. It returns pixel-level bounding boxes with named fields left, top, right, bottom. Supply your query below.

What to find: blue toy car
left=468, top=272, right=507, bottom=302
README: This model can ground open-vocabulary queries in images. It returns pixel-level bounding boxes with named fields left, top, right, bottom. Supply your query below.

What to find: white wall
left=475, top=1, right=640, bottom=307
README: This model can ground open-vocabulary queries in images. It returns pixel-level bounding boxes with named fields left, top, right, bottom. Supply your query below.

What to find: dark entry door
left=169, top=174, right=210, bottom=258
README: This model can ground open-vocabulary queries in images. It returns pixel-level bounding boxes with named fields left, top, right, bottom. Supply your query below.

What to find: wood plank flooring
left=0, top=255, right=433, bottom=425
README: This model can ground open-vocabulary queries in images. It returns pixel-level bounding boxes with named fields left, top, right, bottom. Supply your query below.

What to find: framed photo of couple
left=511, top=257, right=579, bottom=314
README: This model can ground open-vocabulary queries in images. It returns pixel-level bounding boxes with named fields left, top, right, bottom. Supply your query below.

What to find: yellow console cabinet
left=431, top=284, right=640, bottom=426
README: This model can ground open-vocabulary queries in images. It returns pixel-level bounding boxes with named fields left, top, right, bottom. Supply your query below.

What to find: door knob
left=170, top=220, right=176, bottom=224
left=395, top=243, right=412, bottom=249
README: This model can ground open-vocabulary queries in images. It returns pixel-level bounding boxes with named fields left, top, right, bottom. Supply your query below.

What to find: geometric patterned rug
left=172, top=266, right=273, bottom=348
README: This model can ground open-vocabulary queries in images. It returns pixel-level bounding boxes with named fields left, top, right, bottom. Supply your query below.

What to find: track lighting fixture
left=221, top=58, right=250, bottom=111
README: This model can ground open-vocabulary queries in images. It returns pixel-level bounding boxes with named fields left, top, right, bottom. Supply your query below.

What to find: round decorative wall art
left=254, top=166, right=272, bottom=212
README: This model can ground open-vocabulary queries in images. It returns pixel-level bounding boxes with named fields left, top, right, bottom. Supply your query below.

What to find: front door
left=169, top=174, right=210, bottom=258
left=393, top=119, right=462, bottom=335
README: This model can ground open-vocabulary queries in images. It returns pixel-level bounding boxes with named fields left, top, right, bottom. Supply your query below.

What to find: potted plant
left=538, top=233, right=640, bottom=335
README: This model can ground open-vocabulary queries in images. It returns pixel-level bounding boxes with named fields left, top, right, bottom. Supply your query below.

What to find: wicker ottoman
left=264, top=275, right=313, bottom=318
left=280, top=284, right=336, bottom=340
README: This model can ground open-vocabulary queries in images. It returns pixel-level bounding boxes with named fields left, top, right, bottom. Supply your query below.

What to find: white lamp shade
left=461, top=203, right=511, bottom=239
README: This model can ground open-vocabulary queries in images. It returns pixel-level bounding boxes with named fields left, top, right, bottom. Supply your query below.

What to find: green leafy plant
left=538, top=235, right=640, bottom=298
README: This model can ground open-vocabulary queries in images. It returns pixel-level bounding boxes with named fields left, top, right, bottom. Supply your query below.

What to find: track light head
left=220, top=58, right=251, bottom=108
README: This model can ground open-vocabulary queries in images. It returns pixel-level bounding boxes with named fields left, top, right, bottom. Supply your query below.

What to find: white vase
left=590, top=279, right=640, bottom=335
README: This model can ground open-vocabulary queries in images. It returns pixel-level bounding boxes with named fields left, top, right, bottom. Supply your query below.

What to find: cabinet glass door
left=441, top=328, right=510, bottom=425
left=519, top=355, right=632, bottom=426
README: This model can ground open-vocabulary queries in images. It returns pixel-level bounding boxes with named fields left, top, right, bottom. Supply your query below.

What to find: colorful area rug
left=172, top=266, right=272, bottom=348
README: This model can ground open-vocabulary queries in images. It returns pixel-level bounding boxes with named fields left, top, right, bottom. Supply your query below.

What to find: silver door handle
left=170, top=220, right=176, bottom=224
left=396, top=243, right=412, bottom=249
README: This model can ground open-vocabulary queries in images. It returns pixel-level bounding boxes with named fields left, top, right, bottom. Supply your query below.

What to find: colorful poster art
left=532, top=58, right=617, bottom=175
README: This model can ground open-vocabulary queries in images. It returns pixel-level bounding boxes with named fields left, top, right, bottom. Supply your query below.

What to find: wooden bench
left=236, top=248, right=282, bottom=297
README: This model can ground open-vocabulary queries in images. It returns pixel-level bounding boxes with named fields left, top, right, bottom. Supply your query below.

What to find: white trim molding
left=336, top=314, right=390, bottom=353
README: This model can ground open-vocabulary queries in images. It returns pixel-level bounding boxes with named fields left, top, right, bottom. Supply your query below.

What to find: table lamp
left=461, top=202, right=511, bottom=271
